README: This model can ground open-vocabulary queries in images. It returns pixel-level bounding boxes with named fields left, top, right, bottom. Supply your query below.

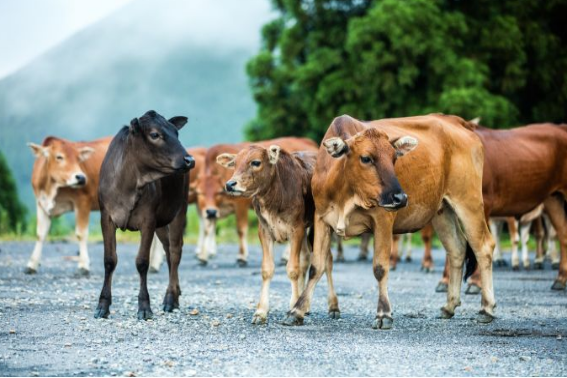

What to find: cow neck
left=35, top=158, right=60, bottom=214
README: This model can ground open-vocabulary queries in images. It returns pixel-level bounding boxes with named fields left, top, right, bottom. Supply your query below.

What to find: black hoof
left=435, top=282, right=448, bottom=293
left=74, top=268, right=90, bottom=278
left=421, top=266, right=432, bottom=273
left=162, top=293, right=179, bottom=312
left=372, top=316, right=393, bottom=330
left=237, top=259, right=248, bottom=267
left=149, top=266, right=159, bottom=274
left=440, top=307, right=454, bottom=319
left=551, top=280, right=566, bottom=291
left=328, top=310, right=341, bottom=319
left=278, top=258, right=288, bottom=267
left=137, top=309, right=154, bottom=320
left=336, top=256, right=346, bottom=263
left=551, top=262, right=560, bottom=270
left=405, top=256, right=412, bottom=263
left=94, top=306, right=110, bottom=319
left=390, top=265, right=397, bottom=271
left=477, top=309, right=494, bottom=324
left=282, top=313, right=304, bottom=326
left=494, top=259, right=507, bottom=267
left=512, top=265, right=520, bottom=271
left=533, top=262, right=544, bottom=270
left=465, top=284, right=481, bottom=295
left=24, top=267, right=37, bottom=275
left=357, top=254, right=367, bottom=262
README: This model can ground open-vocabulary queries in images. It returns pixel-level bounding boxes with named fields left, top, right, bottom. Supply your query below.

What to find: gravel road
left=0, top=240, right=566, bottom=376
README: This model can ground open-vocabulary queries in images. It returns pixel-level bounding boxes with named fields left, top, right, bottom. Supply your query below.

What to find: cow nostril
left=206, top=209, right=218, bottom=219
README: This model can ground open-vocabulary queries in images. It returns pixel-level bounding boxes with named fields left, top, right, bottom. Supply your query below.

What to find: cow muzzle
left=224, top=180, right=244, bottom=196
left=379, top=191, right=408, bottom=211
left=69, top=173, right=87, bottom=188
left=205, top=208, right=218, bottom=219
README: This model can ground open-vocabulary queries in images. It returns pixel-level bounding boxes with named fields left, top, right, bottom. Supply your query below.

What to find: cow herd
left=25, top=110, right=567, bottom=329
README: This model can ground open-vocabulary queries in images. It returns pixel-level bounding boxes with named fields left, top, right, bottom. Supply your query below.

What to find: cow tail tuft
left=463, top=242, right=477, bottom=282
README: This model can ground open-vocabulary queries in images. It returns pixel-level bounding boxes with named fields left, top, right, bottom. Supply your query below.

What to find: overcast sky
left=0, top=0, right=133, bottom=79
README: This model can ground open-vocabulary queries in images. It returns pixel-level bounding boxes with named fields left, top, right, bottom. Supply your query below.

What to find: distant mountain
left=0, top=0, right=273, bottom=208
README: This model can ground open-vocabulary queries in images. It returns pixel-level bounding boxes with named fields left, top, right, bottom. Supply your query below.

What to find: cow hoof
left=328, top=309, right=341, bottom=319
left=197, top=258, right=208, bottom=266
left=279, top=258, right=288, bottom=267
left=440, top=307, right=454, bottom=319
left=162, top=293, right=179, bottom=312
left=137, top=309, right=154, bottom=321
left=149, top=266, right=159, bottom=274
left=512, top=265, right=520, bottom=271
left=372, top=316, right=393, bottom=330
left=533, top=262, right=544, bottom=270
left=421, top=266, right=432, bottom=273
left=494, top=259, right=507, bottom=267
left=476, top=310, right=494, bottom=324
left=335, top=256, right=346, bottom=263
left=237, top=259, right=248, bottom=267
left=282, top=313, right=304, bottom=326
left=24, top=267, right=37, bottom=275
left=390, top=265, right=397, bottom=271
left=551, top=262, right=560, bottom=270
left=523, top=264, right=531, bottom=271
left=75, top=268, right=90, bottom=278
left=551, top=280, right=566, bottom=291
left=435, top=282, right=448, bottom=293
left=357, top=254, right=367, bottom=262
left=405, top=256, right=412, bottom=263
left=94, top=306, right=110, bottom=319
left=465, top=284, right=481, bottom=295
left=251, top=313, right=267, bottom=325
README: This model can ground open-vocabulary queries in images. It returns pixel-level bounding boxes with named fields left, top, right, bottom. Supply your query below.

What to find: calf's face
left=323, top=129, right=417, bottom=211
left=130, top=110, right=194, bottom=174
left=28, top=139, right=94, bottom=188
left=216, top=145, right=280, bottom=198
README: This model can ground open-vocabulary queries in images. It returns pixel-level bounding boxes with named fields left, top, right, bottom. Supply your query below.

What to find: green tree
left=246, top=0, right=567, bottom=141
left=0, top=151, right=27, bottom=234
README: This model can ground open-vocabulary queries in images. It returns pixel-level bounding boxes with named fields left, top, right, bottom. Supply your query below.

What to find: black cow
left=94, top=110, right=194, bottom=320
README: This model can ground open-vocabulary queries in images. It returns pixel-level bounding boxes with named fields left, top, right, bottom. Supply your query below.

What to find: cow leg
left=390, top=233, right=399, bottom=271
left=286, top=227, right=304, bottom=311
left=431, top=204, right=466, bottom=318
left=136, top=224, right=155, bottom=320
left=326, top=246, right=340, bottom=319
left=94, top=210, right=117, bottom=319
left=284, top=216, right=332, bottom=326
left=372, top=224, right=394, bottom=330
left=421, top=224, right=434, bottom=272
left=235, top=202, right=249, bottom=267
left=491, top=220, right=506, bottom=266
left=519, top=221, right=531, bottom=269
left=196, top=216, right=215, bottom=265
left=453, top=201, right=496, bottom=322
left=252, top=224, right=275, bottom=325
left=436, top=256, right=450, bottom=293
left=543, top=215, right=560, bottom=269
left=195, top=209, right=205, bottom=257
left=162, top=204, right=187, bottom=311
left=149, top=234, right=165, bottom=273
left=298, top=236, right=311, bottom=293
left=74, top=200, right=91, bottom=276
left=533, top=217, right=545, bottom=270
left=358, top=233, right=371, bottom=261
left=544, top=195, right=567, bottom=290
left=335, top=234, right=345, bottom=262
left=509, top=218, right=521, bottom=270
left=25, top=203, right=51, bottom=274
left=404, top=234, right=413, bottom=262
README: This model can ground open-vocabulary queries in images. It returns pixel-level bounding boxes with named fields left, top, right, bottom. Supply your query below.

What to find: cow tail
left=307, top=226, right=315, bottom=251
left=463, top=242, right=477, bottom=282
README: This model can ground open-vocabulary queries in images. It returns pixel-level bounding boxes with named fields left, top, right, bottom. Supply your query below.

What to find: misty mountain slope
left=0, top=0, right=273, bottom=208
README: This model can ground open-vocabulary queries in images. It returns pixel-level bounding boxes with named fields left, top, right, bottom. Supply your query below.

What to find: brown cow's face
left=129, top=110, right=194, bottom=175
left=28, top=140, right=94, bottom=188
left=323, top=129, right=417, bottom=211
left=216, top=145, right=279, bottom=198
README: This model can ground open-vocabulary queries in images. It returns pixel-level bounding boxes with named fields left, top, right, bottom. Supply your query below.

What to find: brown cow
left=195, top=137, right=318, bottom=266
left=283, top=114, right=496, bottom=329
left=438, top=123, right=567, bottom=292
left=217, top=144, right=338, bottom=324
left=25, top=136, right=112, bottom=275
left=149, top=147, right=207, bottom=272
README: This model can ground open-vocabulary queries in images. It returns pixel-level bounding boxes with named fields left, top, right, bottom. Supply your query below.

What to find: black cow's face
left=130, top=110, right=194, bottom=174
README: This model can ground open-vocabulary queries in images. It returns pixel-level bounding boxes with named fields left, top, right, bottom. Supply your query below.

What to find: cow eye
left=56, top=154, right=64, bottom=161
left=360, top=156, right=372, bottom=164
left=149, top=132, right=160, bottom=140
left=251, top=160, right=261, bottom=167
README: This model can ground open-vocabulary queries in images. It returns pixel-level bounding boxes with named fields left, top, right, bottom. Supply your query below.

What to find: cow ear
left=469, top=117, right=481, bottom=125
left=169, top=116, right=188, bottom=130
left=391, top=136, right=418, bottom=157
left=130, top=118, right=141, bottom=134
left=323, top=137, right=349, bottom=158
left=216, top=153, right=236, bottom=169
left=268, top=145, right=281, bottom=164
left=28, top=143, right=49, bottom=158
left=79, top=146, right=95, bottom=162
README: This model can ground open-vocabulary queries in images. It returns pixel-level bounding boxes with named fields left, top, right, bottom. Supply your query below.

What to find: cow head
left=28, top=138, right=95, bottom=188
left=129, top=110, right=194, bottom=176
left=322, top=128, right=417, bottom=211
left=216, top=145, right=280, bottom=198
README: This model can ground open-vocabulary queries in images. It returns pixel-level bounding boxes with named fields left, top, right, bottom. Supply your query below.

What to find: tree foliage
left=246, top=0, right=567, bottom=141
left=0, top=151, right=27, bottom=234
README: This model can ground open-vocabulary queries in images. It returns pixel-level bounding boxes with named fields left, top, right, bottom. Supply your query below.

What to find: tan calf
left=283, top=114, right=496, bottom=329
